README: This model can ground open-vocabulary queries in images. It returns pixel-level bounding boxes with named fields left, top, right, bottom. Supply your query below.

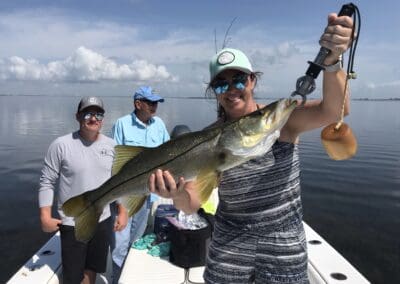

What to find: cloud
left=0, top=46, right=176, bottom=83
left=249, top=41, right=301, bottom=67
left=1, top=5, right=397, bottom=98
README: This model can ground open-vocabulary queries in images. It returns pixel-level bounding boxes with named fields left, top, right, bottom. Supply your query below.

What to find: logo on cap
left=217, top=51, right=235, bottom=65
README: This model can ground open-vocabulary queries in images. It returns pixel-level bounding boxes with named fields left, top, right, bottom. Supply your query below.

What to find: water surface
left=0, top=96, right=398, bottom=283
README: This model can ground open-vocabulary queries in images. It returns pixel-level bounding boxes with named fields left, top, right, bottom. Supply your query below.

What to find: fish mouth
left=274, top=98, right=297, bottom=116
left=282, top=98, right=298, bottom=114
left=285, top=98, right=298, bottom=108
left=263, top=98, right=297, bottom=130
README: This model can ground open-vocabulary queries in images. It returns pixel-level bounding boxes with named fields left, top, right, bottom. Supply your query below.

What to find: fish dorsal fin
left=194, top=169, right=220, bottom=205
left=120, top=195, right=148, bottom=217
left=112, top=145, right=145, bottom=176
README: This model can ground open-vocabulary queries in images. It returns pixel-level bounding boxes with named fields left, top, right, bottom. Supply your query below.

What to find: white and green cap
left=209, top=48, right=253, bottom=81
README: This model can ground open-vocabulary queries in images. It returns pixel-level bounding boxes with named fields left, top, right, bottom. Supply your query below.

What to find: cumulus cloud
left=0, top=46, right=176, bottom=83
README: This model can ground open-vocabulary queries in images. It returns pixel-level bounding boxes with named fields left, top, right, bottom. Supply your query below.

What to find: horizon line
left=0, top=94, right=399, bottom=101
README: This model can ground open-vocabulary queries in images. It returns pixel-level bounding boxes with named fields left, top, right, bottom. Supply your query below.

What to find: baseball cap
left=77, top=96, right=105, bottom=113
left=209, top=48, right=253, bottom=81
left=133, top=86, right=164, bottom=102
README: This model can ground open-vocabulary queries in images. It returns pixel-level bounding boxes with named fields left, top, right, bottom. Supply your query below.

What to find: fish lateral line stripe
left=95, top=130, right=222, bottom=202
left=89, top=104, right=278, bottom=203
left=113, top=131, right=221, bottom=187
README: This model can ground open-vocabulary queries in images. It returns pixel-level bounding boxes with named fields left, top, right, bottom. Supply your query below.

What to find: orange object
left=321, top=122, right=357, bottom=160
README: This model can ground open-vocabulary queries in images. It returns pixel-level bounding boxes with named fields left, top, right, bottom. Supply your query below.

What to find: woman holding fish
left=149, top=12, right=354, bottom=284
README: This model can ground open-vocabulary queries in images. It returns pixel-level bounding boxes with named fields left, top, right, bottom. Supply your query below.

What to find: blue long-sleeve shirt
left=112, top=112, right=170, bottom=147
left=112, top=112, right=170, bottom=202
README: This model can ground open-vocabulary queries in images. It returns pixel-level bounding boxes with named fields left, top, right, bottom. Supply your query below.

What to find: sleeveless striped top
left=216, top=141, right=303, bottom=233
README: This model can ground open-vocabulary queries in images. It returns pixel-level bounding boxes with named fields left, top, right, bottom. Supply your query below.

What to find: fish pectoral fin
left=112, top=145, right=146, bottom=176
left=194, top=170, right=220, bottom=204
left=120, top=195, right=148, bottom=217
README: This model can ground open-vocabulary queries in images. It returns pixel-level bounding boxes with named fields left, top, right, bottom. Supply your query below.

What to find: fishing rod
left=291, top=3, right=360, bottom=104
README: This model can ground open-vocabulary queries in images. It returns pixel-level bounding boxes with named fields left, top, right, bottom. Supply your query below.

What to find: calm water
left=0, top=95, right=399, bottom=283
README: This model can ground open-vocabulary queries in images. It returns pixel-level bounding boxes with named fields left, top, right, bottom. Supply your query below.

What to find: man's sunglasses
left=139, top=99, right=158, bottom=106
left=211, top=73, right=250, bottom=95
left=81, top=112, right=104, bottom=121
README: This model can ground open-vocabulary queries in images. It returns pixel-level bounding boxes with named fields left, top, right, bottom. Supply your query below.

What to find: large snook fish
left=63, top=98, right=297, bottom=242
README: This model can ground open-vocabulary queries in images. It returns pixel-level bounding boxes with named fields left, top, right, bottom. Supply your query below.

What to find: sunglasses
left=211, top=73, right=249, bottom=95
left=139, top=99, right=158, bottom=106
left=81, top=112, right=104, bottom=121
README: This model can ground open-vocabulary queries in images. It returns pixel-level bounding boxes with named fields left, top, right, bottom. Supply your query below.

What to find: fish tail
left=62, top=192, right=101, bottom=242
left=74, top=204, right=101, bottom=242
left=62, top=193, right=90, bottom=217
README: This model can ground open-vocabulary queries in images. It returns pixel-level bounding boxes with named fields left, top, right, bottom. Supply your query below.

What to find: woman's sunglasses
left=81, top=112, right=104, bottom=121
left=211, top=73, right=249, bottom=95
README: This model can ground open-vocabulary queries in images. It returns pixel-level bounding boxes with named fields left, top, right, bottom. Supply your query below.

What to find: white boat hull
left=7, top=222, right=369, bottom=284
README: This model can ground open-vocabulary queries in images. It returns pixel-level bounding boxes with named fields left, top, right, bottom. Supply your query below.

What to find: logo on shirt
left=100, top=148, right=113, bottom=157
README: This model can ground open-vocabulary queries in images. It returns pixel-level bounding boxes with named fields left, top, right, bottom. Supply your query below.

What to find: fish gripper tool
left=291, top=3, right=357, bottom=105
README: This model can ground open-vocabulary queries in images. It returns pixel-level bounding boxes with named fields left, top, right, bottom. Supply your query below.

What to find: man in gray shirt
left=38, top=96, right=128, bottom=284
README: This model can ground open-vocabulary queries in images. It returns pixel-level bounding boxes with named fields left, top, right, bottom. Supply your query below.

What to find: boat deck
left=8, top=222, right=370, bottom=284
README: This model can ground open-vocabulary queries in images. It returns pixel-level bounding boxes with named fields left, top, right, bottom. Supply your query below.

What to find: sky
left=0, top=0, right=399, bottom=99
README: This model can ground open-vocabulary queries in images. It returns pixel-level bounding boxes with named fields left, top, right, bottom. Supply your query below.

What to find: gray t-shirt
left=38, top=131, right=116, bottom=226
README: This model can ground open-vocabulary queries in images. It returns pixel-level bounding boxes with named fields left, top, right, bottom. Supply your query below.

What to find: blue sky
left=0, top=0, right=398, bottom=98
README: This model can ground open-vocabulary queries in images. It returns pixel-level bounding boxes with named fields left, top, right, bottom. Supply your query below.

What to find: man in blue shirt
left=110, top=86, right=170, bottom=283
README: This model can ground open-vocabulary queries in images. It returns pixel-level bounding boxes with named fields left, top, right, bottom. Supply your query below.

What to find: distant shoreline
left=0, top=94, right=399, bottom=101
left=351, top=98, right=400, bottom=101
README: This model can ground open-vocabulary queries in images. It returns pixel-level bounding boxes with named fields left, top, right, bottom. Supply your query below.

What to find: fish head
left=220, top=98, right=297, bottom=156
